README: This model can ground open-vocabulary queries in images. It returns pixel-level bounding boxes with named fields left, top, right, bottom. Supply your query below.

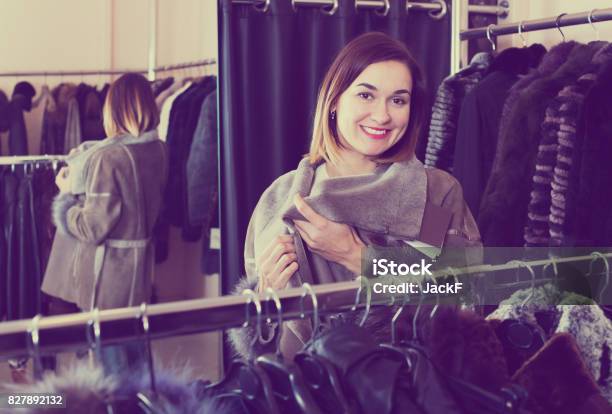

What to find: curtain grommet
left=428, top=0, right=447, bottom=20
left=375, top=0, right=390, bottom=17
left=321, top=0, right=338, bottom=16
left=253, top=0, right=270, bottom=13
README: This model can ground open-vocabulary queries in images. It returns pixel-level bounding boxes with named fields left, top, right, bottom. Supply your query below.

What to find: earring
left=330, top=110, right=336, bottom=120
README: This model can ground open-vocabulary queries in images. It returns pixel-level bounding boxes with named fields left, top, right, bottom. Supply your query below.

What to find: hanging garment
left=151, top=76, right=174, bottom=97
left=158, top=81, right=192, bottom=141
left=42, top=132, right=168, bottom=311
left=164, top=77, right=216, bottom=240
left=547, top=43, right=612, bottom=247
left=565, top=59, right=612, bottom=247
left=453, top=45, right=547, bottom=218
left=487, top=285, right=611, bottom=403
left=478, top=42, right=604, bottom=247
left=40, top=83, right=77, bottom=155
left=424, top=52, right=492, bottom=172
left=24, top=89, right=50, bottom=155
left=6, top=97, right=30, bottom=156
left=186, top=90, right=219, bottom=274
left=2, top=170, right=19, bottom=320
left=511, top=333, right=610, bottom=414
left=76, top=83, right=105, bottom=141
left=63, top=97, right=82, bottom=154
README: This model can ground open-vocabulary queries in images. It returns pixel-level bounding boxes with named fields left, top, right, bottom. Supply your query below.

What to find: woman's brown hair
left=309, top=32, right=426, bottom=165
left=103, top=73, right=159, bottom=138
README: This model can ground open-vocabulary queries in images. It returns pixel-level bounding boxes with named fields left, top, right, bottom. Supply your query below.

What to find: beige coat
left=42, top=134, right=168, bottom=310
left=229, top=157, right=482, bottom=360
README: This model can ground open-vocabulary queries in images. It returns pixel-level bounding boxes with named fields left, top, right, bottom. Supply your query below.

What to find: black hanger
left=204, top=289, right=280, bottom=414
left=294, top=283, right=355, bottom=414
left=255, top=287, right=322, bottom=414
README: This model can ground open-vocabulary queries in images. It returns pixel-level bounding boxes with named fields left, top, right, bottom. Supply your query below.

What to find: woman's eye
left=392, top=97, right=407, bottom=106
left=358, top=92, right=373, bottom=100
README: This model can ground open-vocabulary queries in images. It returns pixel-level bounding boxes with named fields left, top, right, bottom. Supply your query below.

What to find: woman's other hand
left=293, top=194, right=365, bottom=274
left=55, top=167, right=71, bottom=193
left=257, top=234, right=298, bottom=293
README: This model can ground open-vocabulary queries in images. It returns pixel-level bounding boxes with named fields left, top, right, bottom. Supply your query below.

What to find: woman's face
left=334, top=60, right=413, bottom=158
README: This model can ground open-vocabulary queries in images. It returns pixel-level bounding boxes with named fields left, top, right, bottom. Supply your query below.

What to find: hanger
left=518, top=21, right=528, bottom=47
left=587, top=252, right=610, bottom=303
left=486, top=24, right=497, bottom=52
left=86, top=308, right=120, bottom=414
left=255, top=287, right=322, bottom=414
left=136, top=302, right=166, bottom=414
left=350, top=276, right=371, bottom=327
left=556, top=13, right=567, bottom=42
left=588, top=9, right=600, bottom=41
left=27, top=314, right=43, bottom=381
left=294, top=283, right=354, bottom=413
left=205, top=289, right=280, bottom=414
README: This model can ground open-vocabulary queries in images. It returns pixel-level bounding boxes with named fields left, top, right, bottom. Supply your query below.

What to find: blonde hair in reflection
left=103, top=73, right=159, bottom=138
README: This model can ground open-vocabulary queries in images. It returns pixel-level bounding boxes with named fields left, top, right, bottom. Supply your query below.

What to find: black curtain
left=219, top=0, right=451, bottom=293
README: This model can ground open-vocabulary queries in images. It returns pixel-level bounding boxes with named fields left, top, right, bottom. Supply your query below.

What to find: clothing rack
left=0, top=155, right=66, bottom=165
left=231, top=0, right=508, bottom=17
left=0, top=251, right=610, bottom=359
left=461, top=7, right=612, bottom=40
left=0, top=59, right=217, bottom=78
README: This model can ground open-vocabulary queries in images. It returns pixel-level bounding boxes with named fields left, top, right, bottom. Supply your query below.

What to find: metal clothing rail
left=0, top=59, right=217, bottom=78
left=0, top=155, right=66, bottom=165
left=461, top=7, right=612, bottom=40
left=0, top=251, right=610, bottom=358
left=231, top=0, right=508, bottom=17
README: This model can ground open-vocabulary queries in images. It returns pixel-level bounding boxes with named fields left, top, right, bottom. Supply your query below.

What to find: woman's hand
left=257, top=234, right=299, bottom=293
left=55, top=167, right=71, bottom=194
left=293, top=194, right=365, bottom=274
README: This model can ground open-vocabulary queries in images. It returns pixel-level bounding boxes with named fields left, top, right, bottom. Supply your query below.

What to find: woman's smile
left=360, top=125, right=392, bottom=140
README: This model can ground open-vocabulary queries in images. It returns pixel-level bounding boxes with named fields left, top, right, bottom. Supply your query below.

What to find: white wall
left=0, top=0, right=217, bottom=93
left=498, top=0, right=612, bottom=51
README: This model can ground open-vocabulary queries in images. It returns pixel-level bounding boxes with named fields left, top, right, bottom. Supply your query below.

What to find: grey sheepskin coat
left=41, top=133, right=168, bottom=310
left=228, top=157, right=482, bottom=361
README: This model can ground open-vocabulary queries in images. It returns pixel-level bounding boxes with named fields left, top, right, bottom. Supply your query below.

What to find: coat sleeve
left=228, top=197, right=310, bottom=361
left=65, top=151, right=122, bottom=245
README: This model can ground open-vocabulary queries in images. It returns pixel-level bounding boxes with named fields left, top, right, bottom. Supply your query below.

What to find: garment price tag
left=209, top=227, right=220, bottom=250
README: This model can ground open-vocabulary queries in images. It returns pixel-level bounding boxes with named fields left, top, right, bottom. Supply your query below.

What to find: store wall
left=498, top=0, right=612, bottom=50
left=0, top=0, right=217, bottom=102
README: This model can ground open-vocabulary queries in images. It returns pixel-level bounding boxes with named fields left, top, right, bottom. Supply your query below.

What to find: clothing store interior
left=1, top=0, right=612, bottom=413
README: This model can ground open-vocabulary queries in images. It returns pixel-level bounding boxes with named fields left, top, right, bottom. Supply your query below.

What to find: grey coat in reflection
left=42, top=133, right=168, bottom=311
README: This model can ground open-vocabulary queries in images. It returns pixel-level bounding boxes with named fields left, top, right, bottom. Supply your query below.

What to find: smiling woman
left=229, top=32, right=483, bottom=361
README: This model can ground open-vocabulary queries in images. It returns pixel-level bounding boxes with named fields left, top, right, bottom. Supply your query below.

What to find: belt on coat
left=91, top=238, right=151, bottom=310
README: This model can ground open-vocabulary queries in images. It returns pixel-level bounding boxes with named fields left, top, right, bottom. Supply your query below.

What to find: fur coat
left=478, top=42, right=605, bottom=247
left=0, top=363, right=232, bottom=414
left=572, top=60, right=612, bottom=246
left=424, top=52, right=492, bottom=172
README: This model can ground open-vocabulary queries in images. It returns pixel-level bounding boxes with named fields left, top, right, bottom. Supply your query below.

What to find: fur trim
left=1, top=362, right=234, bottom=414
left=226, top=277, right=279, bottom=361
left=512, top=333, right=604, bottom=414
left=51, top=192, right=78, bottom=236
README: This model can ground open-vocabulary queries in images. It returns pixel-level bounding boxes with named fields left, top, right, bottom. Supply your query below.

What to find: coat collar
left=281, top=156, right=427, bottom=239
left=67, top=130, right=160, bottom=194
